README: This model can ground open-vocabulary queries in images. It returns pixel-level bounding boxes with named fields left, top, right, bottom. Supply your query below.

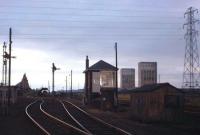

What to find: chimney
left=86, top=55, right=89, bottom=69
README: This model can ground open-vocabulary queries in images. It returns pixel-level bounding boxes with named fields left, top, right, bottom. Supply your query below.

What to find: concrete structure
left=138, top=62, right=157, bottom=87
left=130, top=83, right=184, bottom=122
left=84, top=56, right=118, bottom=110
left=120, top=68, right=135, bottom=89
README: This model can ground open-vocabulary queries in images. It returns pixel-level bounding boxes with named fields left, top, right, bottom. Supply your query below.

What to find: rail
left=25, top=100, right=50, bottom=135
left=63, top=100, right=134, bottom=135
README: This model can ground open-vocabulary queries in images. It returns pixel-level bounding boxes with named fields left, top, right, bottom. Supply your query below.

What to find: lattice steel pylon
left=182, top=7, right=200, bottom=89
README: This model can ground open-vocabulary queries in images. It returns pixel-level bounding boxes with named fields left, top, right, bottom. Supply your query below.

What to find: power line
left=0, top=5, right=184, bottom=13
left=1, top=0, right=186, bottom=9
left=0, top=25, right=183, bottom=30
left=0, top=18, right=183, bottom=25
left=0, top=38, right=184, bottom=41
left=0, top=11, right=183, bottom=18
left=0, top=33, right=183, bottom=37
left=0, top=35, right=184, bottom=40
left=0, top=33, right=184, bottom=37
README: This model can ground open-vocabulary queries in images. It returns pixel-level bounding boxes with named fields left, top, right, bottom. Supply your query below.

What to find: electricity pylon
left=182, top=7, right=200, bottom=89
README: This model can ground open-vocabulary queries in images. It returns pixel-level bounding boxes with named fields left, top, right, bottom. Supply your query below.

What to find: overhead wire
left=0, top=18, right=183, bottom=25
left=0, top=2, right=189, bottom=41
left=0, top=12, right=183, bottom=19
left=0, top=4, right=185, bottom=13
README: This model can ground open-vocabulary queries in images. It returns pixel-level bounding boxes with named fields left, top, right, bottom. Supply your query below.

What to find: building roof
left=84, top=60, right=117, bottom=72
left=119, top=83, right=181, bottom=94
left=138, top=62, right=157, bottom=64
left=16, top=73, right=31, bottom=90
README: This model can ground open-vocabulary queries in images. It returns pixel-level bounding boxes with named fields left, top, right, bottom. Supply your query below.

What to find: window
left=100, top=71, right=116, bottom=88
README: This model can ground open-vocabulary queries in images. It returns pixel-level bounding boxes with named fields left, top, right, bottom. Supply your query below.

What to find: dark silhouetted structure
left=16, top=74, right=31, bottom=96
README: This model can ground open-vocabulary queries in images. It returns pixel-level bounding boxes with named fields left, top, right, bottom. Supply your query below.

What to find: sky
left=0, top=0, right=200, bottom=90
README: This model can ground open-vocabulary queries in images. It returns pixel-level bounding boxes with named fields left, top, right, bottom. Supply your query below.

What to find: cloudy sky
left=0, top=0, right=200, bottom=90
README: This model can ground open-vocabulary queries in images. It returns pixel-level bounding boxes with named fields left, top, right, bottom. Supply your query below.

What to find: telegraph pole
left=52, top=64, right=54, bottom=92
left=48, top=80, right=50, bottom=91
left=115, top=42, right=118, bottom=107
left=66, top=75, right=67, bottom=93
left=8, top=28, right=12, bottom=87
left=8, top=28, right=12, bottom=105
left=70, top=70, right=72, bottom=98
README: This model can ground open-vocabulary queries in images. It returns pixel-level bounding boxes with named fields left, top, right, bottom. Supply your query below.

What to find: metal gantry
left=182, top=7, right=200, bottom=89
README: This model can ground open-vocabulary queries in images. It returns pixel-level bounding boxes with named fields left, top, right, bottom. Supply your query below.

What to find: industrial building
left=138, top=62, right=157, bottom=87
left=120, top=68, right=135, bottom=89
left=84, top=56, right=118, bottom=110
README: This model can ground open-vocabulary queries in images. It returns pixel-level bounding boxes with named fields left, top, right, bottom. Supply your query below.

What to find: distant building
left=120, top=68, right=135, bottom=89
left=138, top=62, right=157, bottom=87
left=16, top=74, right=31, bottom=96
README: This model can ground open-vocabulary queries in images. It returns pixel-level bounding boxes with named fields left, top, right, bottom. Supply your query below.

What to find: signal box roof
left=84, top=60, right=117, bottom=72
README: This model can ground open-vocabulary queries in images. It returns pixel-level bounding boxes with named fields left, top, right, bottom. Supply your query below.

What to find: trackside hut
left=130, top=83, right=184, bottom=121
left=84, top=57, right=118, bottom=110
left=181, top=89, right=200, bottom=113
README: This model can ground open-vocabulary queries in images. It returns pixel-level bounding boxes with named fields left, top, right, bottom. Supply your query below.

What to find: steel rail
left=60, top=100, right=92, bottom=134
left=63, top=100, right=135, bottom=135
left=40, top=100, right=90, bottom=135
left=25, top=100, right=50, bottom=135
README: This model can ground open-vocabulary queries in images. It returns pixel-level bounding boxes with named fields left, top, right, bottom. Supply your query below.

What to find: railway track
left=25, top=99, right=89, bottom=135
left=42, top=99, right=91, bottom=134
left=62, top=100, right=134, bottom=135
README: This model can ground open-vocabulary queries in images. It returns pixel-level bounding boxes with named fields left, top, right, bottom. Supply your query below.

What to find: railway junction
left=0, top=96, right=199, bottom=135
